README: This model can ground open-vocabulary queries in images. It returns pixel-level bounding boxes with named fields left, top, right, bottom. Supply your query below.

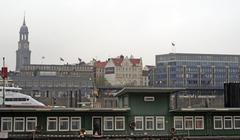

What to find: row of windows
left=5, top=98, right=29, bottom=102
left=158, top=66, right=239, bottom=73
left=3, top=116, right=239, bottom=132
left=173, top=116, right=240, bottom=130
left=134, top=116, right=165, bottom=131
left=22, top=65, right=92, bottom=72
left=47, top=117, right=81, bottom=131
left=214, top=116, right=240, bottom=130
left=103, top=117, right=125, bottom=131
left=47, top=116, right=125, bottom=132
left=156, top=55, right=239, bottom=62
left=115, top=67, right=142, bottom=72
left=174, top=116, right=204, bottom=130
left=0, top=117, right=81, bottom=132
left=1, top=117, right=37, bottom=132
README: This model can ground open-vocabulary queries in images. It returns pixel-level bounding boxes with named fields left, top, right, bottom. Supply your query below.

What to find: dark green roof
left=115, top=87, right=185, bottom=97
left=0, top=107, right=130, bottom=112
left=170, top=108, right=240, bottom=112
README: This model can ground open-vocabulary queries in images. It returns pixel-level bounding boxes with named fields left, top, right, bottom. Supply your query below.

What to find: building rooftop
left=0, top=107, right=130, bottom=112
left=95, top=61, right=107, bottom=68
left=115, top=87, right=185, bottom=97
left=156, top=53, right=240, bottom=57
left=170, top=107, right=240, bottom=112
left=111, top=56, right=141, bottom=66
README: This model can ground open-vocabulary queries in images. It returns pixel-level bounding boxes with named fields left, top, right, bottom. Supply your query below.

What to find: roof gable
left=111, top=57, right=141, bottom=66
left=95, top=61, right=107, bottom=68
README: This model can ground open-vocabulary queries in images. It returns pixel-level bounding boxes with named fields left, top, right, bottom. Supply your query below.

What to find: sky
left=1, top=0, right=240, bottom=70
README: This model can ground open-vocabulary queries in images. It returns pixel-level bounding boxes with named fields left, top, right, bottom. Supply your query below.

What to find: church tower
left=16, top=16, right=31, bottom=71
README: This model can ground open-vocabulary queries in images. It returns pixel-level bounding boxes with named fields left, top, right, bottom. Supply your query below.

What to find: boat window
left=26, top=117, right=37, bottom=131
left=1, top=117, right=12, bottom=132
left=156, top=116, right=165, bottom=130
left=5, top=98, right=28, bottom=101
left=14, top=117, right=25, bottom=132
left=115, top=116, right=125, bottom=131
left=104, top=117, right=114, bottom=131
left=71, top=117, right=81, bottom=131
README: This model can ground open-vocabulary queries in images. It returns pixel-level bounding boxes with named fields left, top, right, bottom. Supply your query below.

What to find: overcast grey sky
left=1, top=0, right=240, bottom=70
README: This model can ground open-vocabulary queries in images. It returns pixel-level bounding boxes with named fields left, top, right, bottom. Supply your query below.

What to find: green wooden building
left=0, top=87, right=240, bottom=139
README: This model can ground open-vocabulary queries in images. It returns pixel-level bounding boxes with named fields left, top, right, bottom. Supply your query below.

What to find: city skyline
left=1, top=0, right=240, bottom=70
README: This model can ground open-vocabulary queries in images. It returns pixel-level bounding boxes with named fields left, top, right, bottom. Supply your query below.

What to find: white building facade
left=104, top=55, right=144, bottom=86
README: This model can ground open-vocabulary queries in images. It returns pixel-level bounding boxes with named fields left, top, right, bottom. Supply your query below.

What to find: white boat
left=0, top=86, right=45, bottom=107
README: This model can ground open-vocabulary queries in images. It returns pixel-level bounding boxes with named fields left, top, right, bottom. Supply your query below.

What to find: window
left=234, top=116, right=240, bottom=129
left=145, top=116, right=154, bottom=130
left=115, top=117, right=125, bottom=130
left=195, top=116, right=204, bottom=130
left=26, top=117, right=37, bottom=131
left=47, top=117, right=57, bottom=131
left=71, top=117, right=81, bottom=131
left=1, top=117, right=12, bottom=132
left=135, top=116, right=144, bottom=130
left=174, top=116, right=183, bottom=130
left=14, top=117, right=25, bottom=132
left=104, top=117, right=113, bottom=131
left=214, top=116, right=223, bottom=129
left=156, top=116, right=165, bottom=130
left=224, top=116, right=232, bottom=129
left=184, top=116, right=193, bottom=130
left=59, top=117, right=69, bottom=131
left=144, top=96, right=155, bottom=102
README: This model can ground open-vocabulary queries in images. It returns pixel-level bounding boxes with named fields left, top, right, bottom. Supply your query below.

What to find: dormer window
left=144, top=96, right=155, bottom=102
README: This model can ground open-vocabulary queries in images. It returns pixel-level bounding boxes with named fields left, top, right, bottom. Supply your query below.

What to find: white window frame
left=184, top=116, right=193, bottom=130
left=26, top=117, right=37, bottom=132
left=174, top=116, right=183, bottom=130
left=71, top=117, right=81, bottom=131
left=156, top=116, right=165, bottom=130
left=115, top=116, right=125, bottom=131
left=134, top=116, right=144, bottom=131
left=47, top=117, right=58, bottom=131
left=104, top=117, right=113, bottom=131
left=145, top=116, right=154, bottom=130
left=224, top=116, right=232, bottom=129
left=234, top=116, right=240, bottom=129
left=59, top=117, right=69, bottom=131
left=14, top=117, right=25, bottom=132
left=144, top=96, right=155, bottom=102
left=1, top=117, right=12, bottom=132
left=195, top=116, right=204, bottom=130
left=214, top=116, right=223, bottom=130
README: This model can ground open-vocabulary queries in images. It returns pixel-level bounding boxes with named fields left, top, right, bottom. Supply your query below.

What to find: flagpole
left=41, top=56, right=45, bottom=64
left=171, top=42, right=176, bottom=53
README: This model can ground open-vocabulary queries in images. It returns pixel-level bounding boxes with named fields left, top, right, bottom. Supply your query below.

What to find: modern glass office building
left=155, top=53, right=240, bottom=88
